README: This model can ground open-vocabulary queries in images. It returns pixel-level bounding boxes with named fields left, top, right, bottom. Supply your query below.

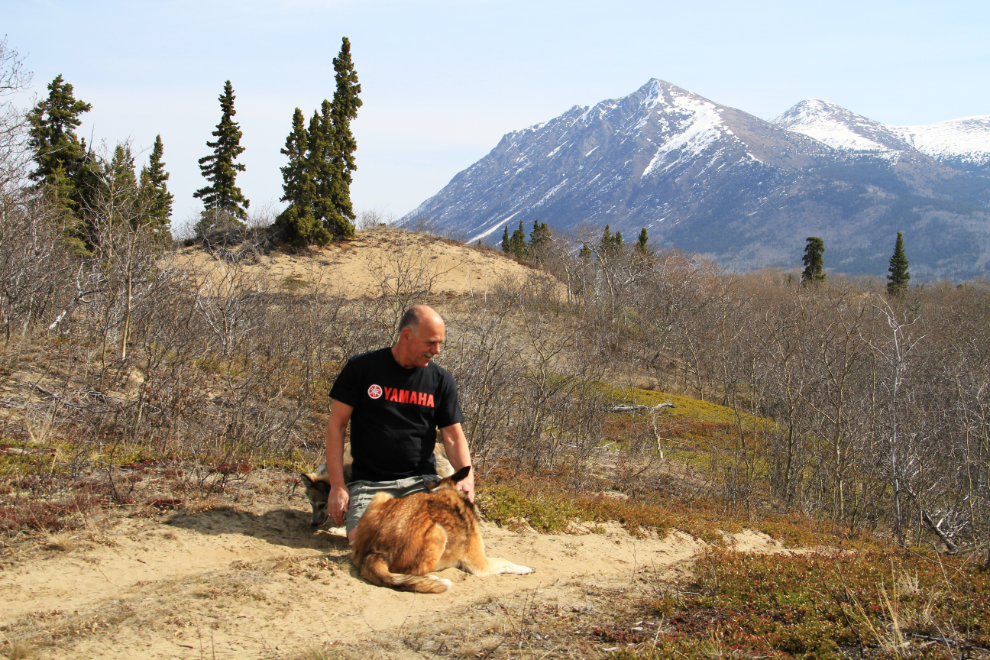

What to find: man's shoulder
left=429, top=361, right=455, bottom=382
left=427, top=362, right=458, bottom=393
left=346, top=347, right=392, bottom=368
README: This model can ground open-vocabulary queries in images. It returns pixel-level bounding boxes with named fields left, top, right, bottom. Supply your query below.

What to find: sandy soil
left=0, top=470, right=793, bottom=659
left=173, top=227, right=539, bottom=298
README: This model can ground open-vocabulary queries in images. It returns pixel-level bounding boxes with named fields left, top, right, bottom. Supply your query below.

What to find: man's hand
left=325, top=399, right=354, bottom=528
left=328, top=484, right=349, bottom=527
left=440, top=423, right=475, bottom=503
left=456, top=468, right=476, bottom=503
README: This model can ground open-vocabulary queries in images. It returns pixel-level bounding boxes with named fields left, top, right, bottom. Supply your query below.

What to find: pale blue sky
left=6, top=0, right=988, bottom=231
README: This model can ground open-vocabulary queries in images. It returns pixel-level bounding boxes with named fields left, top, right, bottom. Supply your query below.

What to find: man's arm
left=440, top=422, right=475, bottom=503
left=325, top=399, right=354, bottom=526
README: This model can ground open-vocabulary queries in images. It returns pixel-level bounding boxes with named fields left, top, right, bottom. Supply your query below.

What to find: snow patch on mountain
left=888, top=115, right=990, bottom=166
left=642, top=85, right=730, bottom=178
left=772, top=99, right=893, bottom=152
left=773, top=99, right=990, bottom=166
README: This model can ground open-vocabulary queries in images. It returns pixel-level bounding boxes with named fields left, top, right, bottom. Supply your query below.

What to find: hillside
left=173, top=226, right=538, bottom=298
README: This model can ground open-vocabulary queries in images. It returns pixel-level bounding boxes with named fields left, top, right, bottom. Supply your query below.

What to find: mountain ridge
left=404, top=80, right=990, bottom=280
left=771, top=99, right=990, bottom=169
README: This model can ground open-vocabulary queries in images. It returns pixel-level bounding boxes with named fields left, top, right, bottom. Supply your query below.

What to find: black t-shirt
left=329, top=347, right=465, bottom=482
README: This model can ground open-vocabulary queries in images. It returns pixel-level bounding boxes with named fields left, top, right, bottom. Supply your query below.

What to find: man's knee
left=344, top=475, right=440, bottom=540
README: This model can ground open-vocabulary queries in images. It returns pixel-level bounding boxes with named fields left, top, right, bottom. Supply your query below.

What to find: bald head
left=392, top=305, right=446, bottom=369
left=397, top=305, right=443, bottom=334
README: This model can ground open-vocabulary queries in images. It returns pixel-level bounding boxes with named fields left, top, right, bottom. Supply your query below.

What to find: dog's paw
left=430, top=576, right=454, bottom=589
left=504, top=563, right=533, bottom=575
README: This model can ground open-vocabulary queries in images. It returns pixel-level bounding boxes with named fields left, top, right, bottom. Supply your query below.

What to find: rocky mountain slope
left=405, top=80, right=990, bottom=280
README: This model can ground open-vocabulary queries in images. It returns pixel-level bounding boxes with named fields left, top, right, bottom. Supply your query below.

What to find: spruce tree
left=27, top=75, right=92, bottom=187
left=138, top=135, right=173, bottom=241
left=635, top=227, right=650, bottom=254
left=887, top=232, right=910, bottom=296
left=194, top=80, right=249, bottom=229
left=310, top=101, right=335, bottom=235
left=801, top=237, right=826, bottom=284
left=104, top=143, right=137, bottom=203
left=529, top=219, right=551, bottom=262
left=599, top=224, right=623, bottom=256
left=501, top=225, right=511, bottom=253
left=276, top=108, right=330, bottom=246
left=323, top=37, right=362, bottom=239
left=509, top=220, right=528, bottom=258
left=27, top=74, right=98, bottom=225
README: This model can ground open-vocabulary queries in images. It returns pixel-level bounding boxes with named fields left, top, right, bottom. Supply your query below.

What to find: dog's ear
left=301, top=473, right=331, bottom=495
left=428, top=465, right=471, bottom=491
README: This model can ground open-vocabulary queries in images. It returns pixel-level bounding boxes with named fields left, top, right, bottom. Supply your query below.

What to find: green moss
left=282, top=275, right=309, bottom=290
left=620, top=548, right=990, bottom=659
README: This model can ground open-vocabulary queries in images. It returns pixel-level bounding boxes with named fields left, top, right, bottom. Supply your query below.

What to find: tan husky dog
left=351, top=466, right=533, bottom=593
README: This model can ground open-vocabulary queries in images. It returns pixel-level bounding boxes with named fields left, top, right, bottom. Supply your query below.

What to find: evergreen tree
left=276, top=108, right=330, bottom=247
left=801, top=236, right=826, bottom=284
left=501, top=225, right=511, bottom=253
left=529, top=219, right=551, bottom=261
left=508, top=220, right=528, bottom=258
left=579, top=242, right=591, bottom=259
left=276, top=37, right=361, bottom=245
left=27, top=74, right=98, bottom=224
left=194, top=80, right=249, bottom=229
left=529, top=219, right=551, bottom=263
left=887, top=232, right=910, bottom=296
left=310, top=101, right=336, bottom=236
left=104, top=143, right=137, bottom=202
left=138, top=135, right=173, bottom=241
left=27, top=74, right=92, bottom=186
left=323, top=37, right=362, bottom=239
left=635, top=227, right=650, bottom=254
left=599, top=224, right=623, bottom=256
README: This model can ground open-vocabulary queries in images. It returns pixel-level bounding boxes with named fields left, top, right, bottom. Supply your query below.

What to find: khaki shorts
left=345, top=475, right=441, bottom=534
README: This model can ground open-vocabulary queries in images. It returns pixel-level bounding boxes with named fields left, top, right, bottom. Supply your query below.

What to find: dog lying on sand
left=350, top=466, right=532, bottom=593
left=300, top=443, right=454, bottom=528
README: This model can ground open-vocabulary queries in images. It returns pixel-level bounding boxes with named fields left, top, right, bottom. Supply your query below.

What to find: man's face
left=403, top=317, right=445, bottom=368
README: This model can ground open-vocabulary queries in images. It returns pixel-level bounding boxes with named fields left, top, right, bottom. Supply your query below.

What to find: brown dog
left=301, top=442, right=454, bottom=528
left=350, top=466, right=533, bottom=593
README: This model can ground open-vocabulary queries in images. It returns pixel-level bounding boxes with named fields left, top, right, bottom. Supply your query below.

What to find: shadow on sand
left=165, top=505, right=350, bottom=558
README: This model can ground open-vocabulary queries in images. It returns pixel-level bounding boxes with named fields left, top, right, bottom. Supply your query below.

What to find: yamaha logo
left=367, top=384, right=383, bottom=400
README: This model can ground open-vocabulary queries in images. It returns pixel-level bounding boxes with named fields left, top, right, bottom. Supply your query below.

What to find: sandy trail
left=0, top=475, right=787, bottom=659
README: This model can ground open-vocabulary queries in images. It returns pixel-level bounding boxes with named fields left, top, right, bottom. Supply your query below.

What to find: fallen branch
left=609, top=403, right=674, bottom=413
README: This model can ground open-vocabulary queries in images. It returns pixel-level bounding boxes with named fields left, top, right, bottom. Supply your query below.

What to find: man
left=325, top=304, right=474, bottom=543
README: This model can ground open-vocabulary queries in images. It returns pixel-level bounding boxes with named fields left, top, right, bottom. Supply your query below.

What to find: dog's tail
left=360, top=552, right=452, bottom=594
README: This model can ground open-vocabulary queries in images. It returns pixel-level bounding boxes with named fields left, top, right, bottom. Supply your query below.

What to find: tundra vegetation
left=2, top=46, right=990, bottom=660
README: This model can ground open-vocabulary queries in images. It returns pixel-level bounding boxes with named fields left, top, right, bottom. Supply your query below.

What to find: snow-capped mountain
left=772, top=99, right=990, bottom=169
left=406, top=80, right=990, bottom=279
left=771, top=99, right=911, bottom=154
left=406, top=80, right=825, bottom=250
